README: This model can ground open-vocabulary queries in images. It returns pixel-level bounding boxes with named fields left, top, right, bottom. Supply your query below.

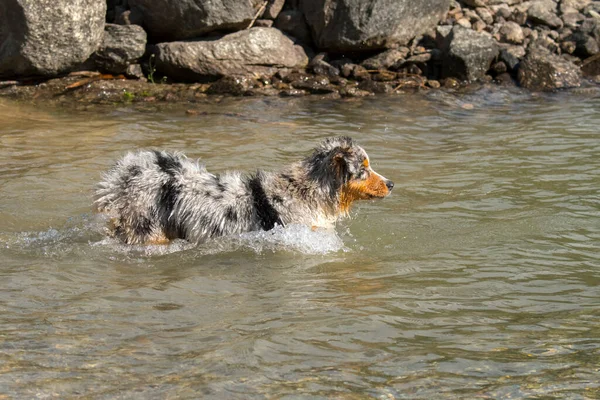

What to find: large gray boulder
left=300, top=0, right=450, bottom=52
left=0, top=0, right=105, bottom=78
left=94, top=24, right=147, bottom=74
left=154, top=28, right=309, bottom=82
left=129, top=0, right=261, bottom=41
left=443, top=26, right=499, bottom=82
left=518, top=46, right=581, bottom=90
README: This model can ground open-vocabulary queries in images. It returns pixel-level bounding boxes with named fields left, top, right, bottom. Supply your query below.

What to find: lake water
left=1, top=88, right=599, bottom=399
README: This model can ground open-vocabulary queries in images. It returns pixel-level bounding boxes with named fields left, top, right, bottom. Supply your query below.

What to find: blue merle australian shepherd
left=95, top=136, right=394, bottom=244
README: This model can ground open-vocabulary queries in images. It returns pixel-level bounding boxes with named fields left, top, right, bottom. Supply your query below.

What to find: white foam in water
left=3, top=215, right=345, bottom=257
left=233, top=224, right=346, bottom=255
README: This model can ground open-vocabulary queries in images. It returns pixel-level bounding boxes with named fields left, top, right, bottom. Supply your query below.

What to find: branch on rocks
left=64, top=74, right=125, bottom=91
left=247, top=1, right=269, bottom=29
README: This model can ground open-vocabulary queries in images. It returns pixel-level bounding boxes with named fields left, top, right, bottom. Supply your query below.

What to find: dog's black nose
left=386, top=180, right=394, bottom=191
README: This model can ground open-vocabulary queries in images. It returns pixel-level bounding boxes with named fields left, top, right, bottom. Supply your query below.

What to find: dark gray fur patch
left=154, top=151, right=182, bottom=176
left=225, top=206, right=238, bottom=222
left=248, top=174, right=283, bottom=231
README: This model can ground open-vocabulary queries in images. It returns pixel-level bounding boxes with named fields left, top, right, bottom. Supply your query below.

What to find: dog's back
left=95, top=150, right=257, bottom=244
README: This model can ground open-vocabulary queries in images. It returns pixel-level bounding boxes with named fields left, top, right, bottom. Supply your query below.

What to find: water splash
left=231, top=224, right=346, bottom=255
left=2, top=219, right=345, bottom=258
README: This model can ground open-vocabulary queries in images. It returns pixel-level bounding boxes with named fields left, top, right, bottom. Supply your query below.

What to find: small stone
left=456, top=18, right=472, bottom=28
left=499, top=22, right=525, bottom=44
left=125, top=64, right=145, bottom=79
left=340, top=86, right=373, bottom=97
left=279, top=88, right=307, bottom=97
left=495, top=7, right=512, bottom=21
left=499, top=45, right=525, bottom=70
left=476, top=7, right=494, bottom=25
left=361, top=48, right=409, bottom=70
left=206, top=76, right=253, bottom=96
left=254, top=19, right=274, bottom=28
left=561, top=40, right=577, bottom=54
left=357, top=80, right=393, bottom=93
left=496, top=72, right=516, bottom=85
left=443, top=77, right=460, bottom=88
left=492, top=61, right=507, bottom=74
left=473, top=20, right=487, bottom=32
left=510, top=10, right=528, bottom=25
left=426, top=79, right=441, bottom=88
left=562, top=12, right=585, bottom=28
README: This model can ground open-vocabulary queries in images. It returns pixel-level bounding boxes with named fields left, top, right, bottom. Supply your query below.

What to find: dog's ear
left=331, top=148, right=350, bottom=182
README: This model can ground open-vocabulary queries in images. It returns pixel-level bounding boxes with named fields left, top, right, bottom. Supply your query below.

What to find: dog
left=94, top=136, right=394, bottom=244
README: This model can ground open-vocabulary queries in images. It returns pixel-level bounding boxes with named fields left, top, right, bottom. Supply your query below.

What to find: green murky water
left=1, top=89, right=599, bottom=399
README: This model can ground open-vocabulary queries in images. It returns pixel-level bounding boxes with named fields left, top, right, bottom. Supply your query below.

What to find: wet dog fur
left=95, top=136, right=394, bottom=244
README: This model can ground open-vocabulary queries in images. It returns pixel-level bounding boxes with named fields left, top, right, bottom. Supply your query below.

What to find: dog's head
left=304, top=136, right=394, bottom=213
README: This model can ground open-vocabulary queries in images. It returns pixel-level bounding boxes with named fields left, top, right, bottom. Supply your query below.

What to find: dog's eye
left=358, top=168, right=370, bottom=180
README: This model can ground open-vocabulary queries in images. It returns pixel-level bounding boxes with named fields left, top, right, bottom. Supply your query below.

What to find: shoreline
left=1, top=72, right=599, bottom=109
left=2, top=1, right=600, bottom=104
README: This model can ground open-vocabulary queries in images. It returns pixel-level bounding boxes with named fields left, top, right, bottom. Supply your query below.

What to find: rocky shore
left=1, top=0, right=600, bottom=104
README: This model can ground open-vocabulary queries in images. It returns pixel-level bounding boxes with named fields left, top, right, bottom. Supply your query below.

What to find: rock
left=568, top=31, right=600, bottom=57
left=0, top=0, right=106, bottom=78
left=274, top=10, right=312, bottom=44
left=510, top=9, right=528, bottom=25
left=499, top=45, right=526, bottom=70
left=154, top=28, right=308, bottom=82
left=499, top=21, right=525, bottom=44
left=290, top=76, right=338, bottom=94
left=94, top=24, right=147, bottom=74
left=125, top=64, right=146, bottom=79
left=129, top=0, right=260, bottom=41
left=581, top=53, right=600, bottom=76
left=518, top=45, right=581, bottom=90
left=560, top=0, right=591, bottom=13
left=309, top=54, right=340, bottom=76
left=473, top=20, right=487, bottom=32
left=527, top=0, right=563, bottom=29
left=361, top=48, right=409, bottom=70
left=206, top=76, right=253, bottom=96
left=562, top=12, right=585, bottom=28
left=443, top=26, right=499, bottom=81
left=476, top=7, right=494, bottom=24
left=301, top=0, right=451, bottom=51
left=357, top=80, right=394, bottom=93
left=426, top=79, right=441, bottom=88
left=560, top=40, right=577, bottom=54
left=254, top=19, right=274, bottom=28
left=115, top=9, right=144, bottom=26
left=263, top=0, right=285, bottom=19
left=456, top=18, right=472, bottom=28
left=339, top=86, right=373, bottom=97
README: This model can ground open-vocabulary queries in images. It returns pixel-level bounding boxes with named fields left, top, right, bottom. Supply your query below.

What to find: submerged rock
left=301, top=0, right=450, bottom=51
left=154, top=28, right=308, bottom=82
left=94, top=24, right=147, bottom=74
left=0, top=0, right=105, bottom=78
left=443, top=26, right=499, bottom=82
left=129, top=0, right=260, bottom=41
left=518, top=46, right=581, bottom=90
